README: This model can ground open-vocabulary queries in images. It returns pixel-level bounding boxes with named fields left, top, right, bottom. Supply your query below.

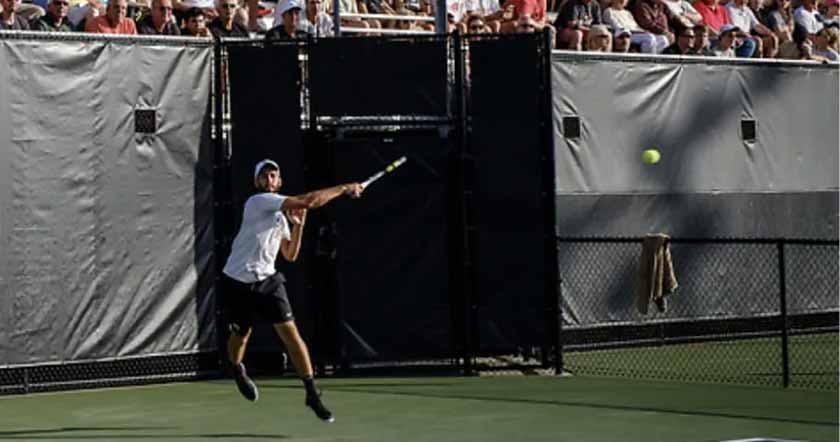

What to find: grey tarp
left=0, top=34, right=215, bottom=366
left=551, top=54, right=839, bottom=327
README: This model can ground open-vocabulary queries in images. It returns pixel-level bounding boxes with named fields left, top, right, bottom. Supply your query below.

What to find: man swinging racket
left=222, top=159, right=364, bottom=423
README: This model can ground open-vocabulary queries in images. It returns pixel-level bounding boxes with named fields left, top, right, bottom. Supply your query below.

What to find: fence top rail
left=0, top=29, right=213, bottom=47
left=340, top=12, right=436, bottom=22
left=550, top=49, right=840, bottom=70
left=556, top=237, right=839, bottom=245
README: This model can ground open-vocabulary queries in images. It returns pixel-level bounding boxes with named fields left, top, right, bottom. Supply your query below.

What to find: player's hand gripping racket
left=361, top=156, right=407, bottom=190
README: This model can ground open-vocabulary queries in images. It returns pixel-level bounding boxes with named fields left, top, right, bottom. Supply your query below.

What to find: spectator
left=209, top=0, right=248, bottom=36
left=138, top=0, right=180, bottom=34
left=712, top=22, right=739, bottom=56
left=554, top=0, right=601, bottom=50
left=266, top=0, right=308, bottom=38
left=763, top=0, right=793, bottom=42
left=501, top=0, right=545, bottom=24
left=173, top=0, right=217, bottom=26
left=821, top=0, right=839, bottom=28
left=727, top=0, right=777, bottom=57
left=794, top=0, right=823, bottom=38
left=362, top=0, right=396, bottom=16
left=662, top=0, right=703, bottom=29
left=612, top=26, right=633, bottom=51
left=17, top=1, right=46, bottom=23
left=461, top=0, right=500, bottom=18
left=633, top=0, right=672, bottom=43
left=466, top=12, right=487, bottom=33
left=814, top=26, right=839, bottom=59
left=0, top=0, right=31, bottom=29
left=333, top=0, right=374, bottom=32
left=692, top=23, right=714, bottom=54
left=299, top=0, right=333, bottom=36
left=31, top=0, right=72, bottom=30
left=85, top=0, right=137, bottom=33
left=67, top=0, right=99, bottom=30
left=662, top=24, right=695, bottom=53
left=514, top=12, right=536, bottom=31
left=181, top=5, right=209, bottom=34
left=779, top=24, right=831, bottom=59
left=693, top=0, right=731, bottom=36
left=586, top=23, right=612, bottom=50
left=603, top=0, right=668, bottom=53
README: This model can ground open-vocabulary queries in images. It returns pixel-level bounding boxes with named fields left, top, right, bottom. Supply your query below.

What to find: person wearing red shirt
left=692, top=0, right=730, bottom=35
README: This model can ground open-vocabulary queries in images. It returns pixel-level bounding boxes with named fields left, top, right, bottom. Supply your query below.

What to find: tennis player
left=222, top=159, right=363, bottom=422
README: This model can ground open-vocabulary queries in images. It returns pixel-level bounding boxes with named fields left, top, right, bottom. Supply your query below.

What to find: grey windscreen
left=0, top=35, right=216, bottom=366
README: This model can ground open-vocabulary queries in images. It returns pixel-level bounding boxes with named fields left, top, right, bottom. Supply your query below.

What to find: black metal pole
left=778, top=241, right=790, bottom=388
left=452, top=31, right=474, bottom=376
left=212, top=37, right=229, bottom=372
left=537, top=29, right=561, bottom=375
left=332, top=0, right=341, bottom=36
left=435, top=0, right=447, bottom=34
left=555, top=276, right=563, bottom=375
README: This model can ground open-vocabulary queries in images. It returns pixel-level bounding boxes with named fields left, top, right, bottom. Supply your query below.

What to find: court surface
left=1, top=375, right=837, bottom=442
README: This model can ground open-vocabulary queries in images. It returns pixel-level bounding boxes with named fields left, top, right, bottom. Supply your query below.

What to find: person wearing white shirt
left=603, top=0, right=668, bottom=53
left=794, top=0, right=823, bottom=39
left=274, top=0, right=332, bottom=34
left=222, top=159, right=364, bottom=423
left=661, top=0, right=702, bottom=28
left=726, top=0, right=777, bottom=57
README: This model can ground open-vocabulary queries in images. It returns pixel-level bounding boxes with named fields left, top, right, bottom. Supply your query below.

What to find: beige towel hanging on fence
left=636, top=233, right=678, bottom=314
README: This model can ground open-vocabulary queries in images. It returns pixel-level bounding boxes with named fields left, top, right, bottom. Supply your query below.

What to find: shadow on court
left=311, top=385, right=838, bottom=428
left=0, top=427, right=288, bottom=440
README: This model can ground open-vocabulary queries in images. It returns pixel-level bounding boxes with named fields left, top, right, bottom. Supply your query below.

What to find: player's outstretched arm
left=280, top=209, right=306, bottom=262
left=282, top=183, right=363, bottom=210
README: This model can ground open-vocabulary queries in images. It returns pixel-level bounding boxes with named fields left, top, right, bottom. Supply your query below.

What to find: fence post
left=778, top=241, right=790, bottom=388
left=555, top=277, right=564, bottom=375
left=450, top=31, right=474, bottom=375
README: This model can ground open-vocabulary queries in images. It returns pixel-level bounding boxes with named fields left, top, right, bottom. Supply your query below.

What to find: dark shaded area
left=327, top=132, right=454, bottom=363
left=309, top=37, right=448, bottom=117
left=467, top=35, right=554, bottom=356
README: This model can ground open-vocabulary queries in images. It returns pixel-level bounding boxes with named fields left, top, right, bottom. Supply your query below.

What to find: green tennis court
left=1, top=375, right=836, bottom=441
left=565, top=332, right=839, bottom=389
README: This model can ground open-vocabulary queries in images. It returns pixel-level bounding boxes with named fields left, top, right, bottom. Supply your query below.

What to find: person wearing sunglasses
left=138, top=0, right=180, bottom=34
left=32, top=0, right=73, bottom=31
left=209, top=0, right=248, bottom=36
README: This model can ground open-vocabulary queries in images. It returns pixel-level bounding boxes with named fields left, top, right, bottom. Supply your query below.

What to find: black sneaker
left=306, top=392, right=335, bottom=422
left=233, top=363, right=259, bottom=402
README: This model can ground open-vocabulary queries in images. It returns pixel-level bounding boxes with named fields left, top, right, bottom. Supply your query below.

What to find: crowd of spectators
left=0, top=0, right=837, bottom=60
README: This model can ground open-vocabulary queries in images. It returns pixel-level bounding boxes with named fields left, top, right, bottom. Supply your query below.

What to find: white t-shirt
left=726, top=2, right=760, bottom=32
left=223, top=193, right=291, bottom=283
left=794, top=5, right=823, bottom=34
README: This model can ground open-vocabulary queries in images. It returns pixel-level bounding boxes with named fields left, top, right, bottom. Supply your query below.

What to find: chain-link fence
left=0, top=352, right=219, bottom=395
left=558, top=238, right=838, bottom=390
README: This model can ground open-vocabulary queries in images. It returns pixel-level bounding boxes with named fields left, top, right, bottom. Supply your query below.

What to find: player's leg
left=222, top=275, right=259, bottom=402
left=273, top=320, right=313, bottom=379
left=274, top=320, right=335, bottom=422
left=228, top=325, right=252, bottom=366
left=229, top=325, right=259, bottom=402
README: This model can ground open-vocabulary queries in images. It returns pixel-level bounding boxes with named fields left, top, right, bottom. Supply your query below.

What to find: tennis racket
left=361, top=156, right=408, bottom=190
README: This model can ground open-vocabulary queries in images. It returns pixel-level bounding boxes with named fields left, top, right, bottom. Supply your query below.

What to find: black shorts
left=222, top=273, right=294, bottom=335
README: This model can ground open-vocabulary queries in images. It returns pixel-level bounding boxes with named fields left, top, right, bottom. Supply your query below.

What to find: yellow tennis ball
left=642, top=149, right=661, bottom=165
left=386, top=165, right=394, bottom=172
